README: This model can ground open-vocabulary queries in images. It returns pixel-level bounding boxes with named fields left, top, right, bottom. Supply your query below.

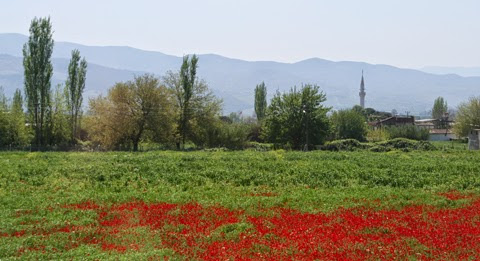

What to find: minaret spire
left=359, top=70, right=366, bottom=108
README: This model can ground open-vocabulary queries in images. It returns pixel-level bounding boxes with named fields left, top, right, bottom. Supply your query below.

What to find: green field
left=1, top=150, right=480, bottom=260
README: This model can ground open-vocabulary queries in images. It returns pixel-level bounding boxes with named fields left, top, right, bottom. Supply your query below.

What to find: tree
left=432, top=97, right=448, bottom=119
left=331, top=109, right=368, bottom=141
left=254, top=82, right=267, bottom=121
left=87, top=74, right=175, bottom=151
left=0, top=88, right=30, bottom=147
left=0, top=87, right=9, bottom=146
left=263, top=84, right=330, bottom=150
left=454, top=96, right=480, bottom=137
left=352, top=105, right=366, bottom=118
left=23, top=17, right=54, bottom=148
left=10, top=89, right=30, bottom=146
left=65, top=49, right=87, bottom=144
left=177, top=54, right=199, bottom=149
left=50, top=85, right=70, bottom=146
left=164, top=65, right=223, bottom=149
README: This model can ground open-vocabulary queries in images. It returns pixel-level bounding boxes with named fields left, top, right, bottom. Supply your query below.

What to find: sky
left=1, top=0, right=479, bottom=69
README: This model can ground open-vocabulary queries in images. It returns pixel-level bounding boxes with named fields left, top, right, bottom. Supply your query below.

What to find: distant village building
left=369, top=116, right=415, bottom=129
left=468, top=129, right=480, bottom=150
left=429, top=129, right=457, bottom=141
left=359, top=71, right=366, bottom=108
left=415, top=114, right=456, bottom=141
left=415, top=119, right=437, bottom=129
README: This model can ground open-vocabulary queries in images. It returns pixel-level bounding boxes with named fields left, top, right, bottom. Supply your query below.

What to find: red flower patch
left=4, top=195, right=480, bottom=260
left=438, top=191, right=472, bottom=201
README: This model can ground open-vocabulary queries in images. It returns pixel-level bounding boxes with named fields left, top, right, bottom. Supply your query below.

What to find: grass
left=1, top=149, right=479, bottom=259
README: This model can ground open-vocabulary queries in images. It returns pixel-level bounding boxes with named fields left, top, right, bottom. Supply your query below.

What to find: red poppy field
left=2, top=191, right=480, bottom=260
left=1, top=150, right=480, bottom=259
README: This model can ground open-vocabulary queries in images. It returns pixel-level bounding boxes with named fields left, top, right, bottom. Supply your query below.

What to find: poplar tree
left=23, top=17, right=54, bottom=148
left=254, top=82, right=267, bottom=121
left=432, top=97, right=448, bottom=119
left=179, top=54, right=198, bottom=149
left=65, top=49, right=87, bottom=143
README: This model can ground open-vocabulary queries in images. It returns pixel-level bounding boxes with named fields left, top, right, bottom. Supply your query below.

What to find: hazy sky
left=1, top=0, right=479, bottom=68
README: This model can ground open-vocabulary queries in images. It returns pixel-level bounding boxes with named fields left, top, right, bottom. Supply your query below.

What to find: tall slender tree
left=178, top=54, right=198, bottom=149
left=23, top=17, right=54, bottom=148
left=65, top=49, right=87, bottom=143
left=254, top=82, right=267, bottom=121
left=432, top=97, right=448, bottom=119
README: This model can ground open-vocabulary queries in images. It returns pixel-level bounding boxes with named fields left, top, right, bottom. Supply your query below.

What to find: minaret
left=359, top=70, right=366, bottom=108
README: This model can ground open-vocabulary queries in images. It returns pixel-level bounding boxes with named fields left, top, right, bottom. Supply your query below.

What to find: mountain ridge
left=1, top=33, right=479, bottom=114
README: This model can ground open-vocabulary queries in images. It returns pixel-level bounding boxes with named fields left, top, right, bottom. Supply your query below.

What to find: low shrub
left=374, top=138, right=436, bottom=152
left=322, top=139, right=370, bottom=151
left=323, top=138, right=437, bottom=152
left=246, top=142, right=274, bottom=151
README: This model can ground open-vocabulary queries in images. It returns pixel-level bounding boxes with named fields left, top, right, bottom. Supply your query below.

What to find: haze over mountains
left=420, top=66, right=480, bottom=78
left=1, top=33, right=479, bottom=115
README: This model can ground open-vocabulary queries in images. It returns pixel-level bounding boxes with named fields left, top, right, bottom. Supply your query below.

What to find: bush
left=373, top=138, right=436, bottom=152
left=246, top=142, right=274, bottom=151
left=322, top=139, right=370, bottom=151
left=369, top=145, right=391, bottom=152
left=205, top=121, right=250, bottom=150
left=367, top=128, right=389, bottom=142
left=385, top=125, right=429, bottom=141
left=322, top=138, right=437, bottom=152
left=330, top=109, right=368, bottom=141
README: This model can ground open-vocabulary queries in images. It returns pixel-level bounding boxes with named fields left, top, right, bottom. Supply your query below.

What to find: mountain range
left=1, top=33, right=479, bottom=115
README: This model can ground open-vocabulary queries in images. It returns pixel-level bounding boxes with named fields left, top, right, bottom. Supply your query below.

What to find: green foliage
left=331, top=109, right=367, bottom=141
left=367, top=128, right=389, bottom=142
left=23, top=17, right=54, bottom=147
left=0, top=150, right=478, bottom=259
left=372, top=138, right=436, bottom=152
left=322, top=138, right=436, bottom=153
left=0, top=150, right=477, bottom=195
left=49, top=85, right=70, bottom=146
left=246, top=141, right=274, bottom=151
left=0, top=89, right=9, bottom=146
left=323, top=139, right=369, bottom=151
left=0, top=88, right=31, bottom=147
left=385, top=125, right=430, bottom=141
left=254, top=82, right=267, bottom=121
left=178, top=54, right=199, bottom=149
left=352, top=105, right=366, bottom=119
left=65, top=49, right=87, bottom=144
left=454, top=96, right=480, bottom=137
left=204, top=121, right=250, bottom=150
left=432, top=97, right=448, bottom=119
left=263, top=84, right=331, bottom=150
left=164, top=70, right=223, bottom=149
left=87, top=74, right=176, bottom=151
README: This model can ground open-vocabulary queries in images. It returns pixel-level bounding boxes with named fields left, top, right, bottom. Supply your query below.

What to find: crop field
left=1, top=150, right=480, bottom=260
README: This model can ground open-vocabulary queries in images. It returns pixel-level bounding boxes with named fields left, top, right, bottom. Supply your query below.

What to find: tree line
left=1, top=17, right=480, bottom=151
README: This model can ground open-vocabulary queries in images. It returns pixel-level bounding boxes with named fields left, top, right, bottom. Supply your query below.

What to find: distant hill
left=420, top=66, right=480, bottom=78
left=1, top=33, right=480, bottom=114
left=0, top=54, right=144, bottom=102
